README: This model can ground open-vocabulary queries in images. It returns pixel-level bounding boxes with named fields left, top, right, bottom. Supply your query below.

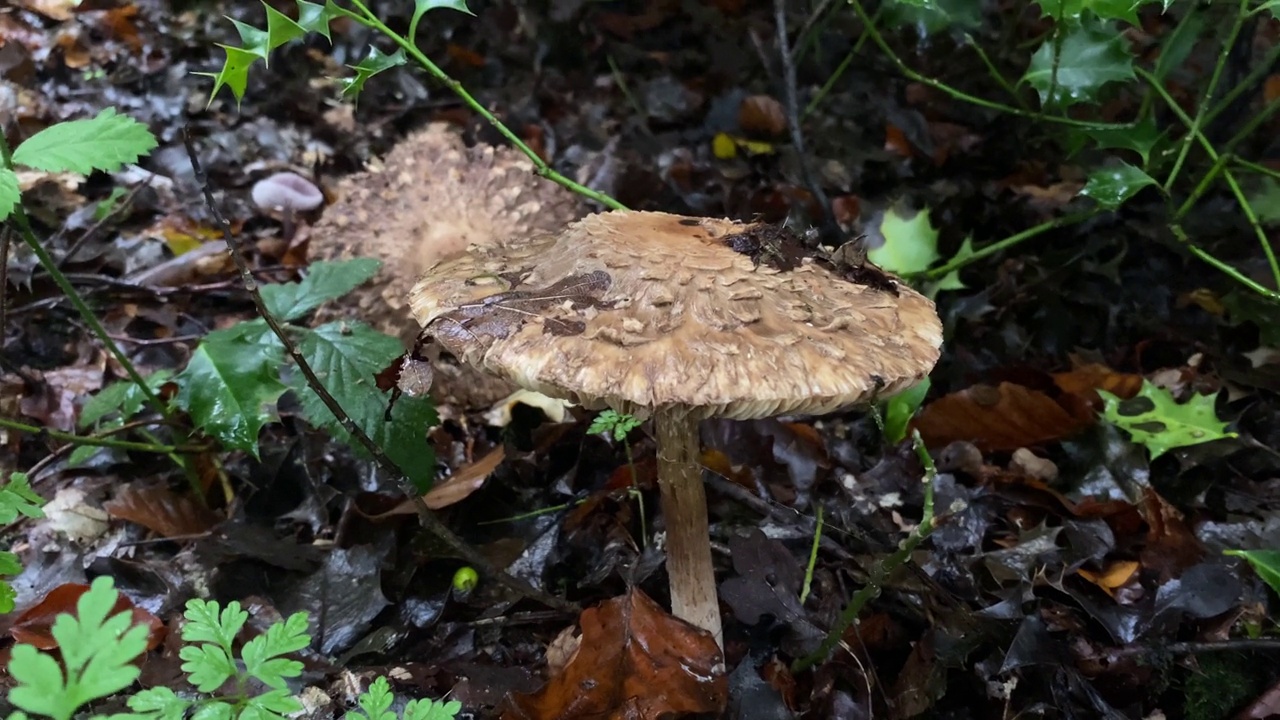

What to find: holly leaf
left=1023, top=14, right=1136, bottom=107
left=1246, top=178, right=1280, bottom=226
left=12, top=108, right=157, bottom=175
left=201, top=0, right=346, bottom=104
left=1098, top=380, right=1236, bottom=459
left=173, top=321, right=287, bottom=457
left=414, top=0, right=472, bottom=18
left=339, top=46, right=408, bottom=101
left=1068, top=117, right=1162, bottom=164
left=0, top=167, right=18, bottom=222
left=1079, top=161, right=1158, bottom=209
left=871, top=205, right=940, bottom=275
left=293, top=322, right=437, bottom=489
left=1032, top=0, right=1146, bottom=24
left=261, top=259, right=382, bottom=323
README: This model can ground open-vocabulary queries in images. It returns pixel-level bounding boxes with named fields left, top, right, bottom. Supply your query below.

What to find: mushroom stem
left=654, top=407, right=723, bottom=649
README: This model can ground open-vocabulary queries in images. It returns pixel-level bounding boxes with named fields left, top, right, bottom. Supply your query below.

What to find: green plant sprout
left=201, top=0, right=624, bottom=211
left=588, top=410, right=649, bottom=546
left=823, top=0, right=1280, bottom=303
left=1098, top=380, right=1236, bottom=459
left=0, top=472, right=46, bottom=614
left=4, top=577, right=460, bottom=720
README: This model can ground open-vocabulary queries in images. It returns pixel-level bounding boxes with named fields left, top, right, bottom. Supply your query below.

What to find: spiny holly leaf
left=1023, top=14, right=1136, bottom=107
left=261, top=259, right=381, bottom=322
left=11, top=108, right=157, bottom=175
left=1032, top=0, right=1147, bottom=24
left=0, top=168, right=18, bottom=222
left=1224, top=549, right=1280, bottom=597
left=340, top=46, right=408, bottom=101
left=870, top=205, right=940, bottom=275
left=1068, top=117, right=1162, bottom=165
left=414, top=0, right=473, bottom=17
left=928, top=236, right=976, bottom=295
left=1098, top=380, right=1236, bottom=459
left=293, top=322, right=437, bottom=489
left=79, top=370, right=174, bottom=428
left=1079, top=161, right=1158, bottom=210
left=173, top=320, right=287, bottom=457
left=201, top=0, right=346, bottom=105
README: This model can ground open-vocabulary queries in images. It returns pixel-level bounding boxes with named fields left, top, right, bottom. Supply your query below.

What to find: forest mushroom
left=252, top=171, right=323, bottom=240
left=408, top=210, right=943, bottom=648
left=308, top=122, right=583, bottom=347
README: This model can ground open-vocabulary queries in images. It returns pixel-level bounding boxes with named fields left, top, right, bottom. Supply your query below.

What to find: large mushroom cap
left=410, top=210, right=942, bottom=419
left=309, top=122, right=583, bottom=345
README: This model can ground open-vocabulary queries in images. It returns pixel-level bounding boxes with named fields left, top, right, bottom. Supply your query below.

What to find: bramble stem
left=342, top=0, right=627, bottom=211
left=917, top=212, right=1098, bottom=281
left=0, top=417, right=183, bottom=453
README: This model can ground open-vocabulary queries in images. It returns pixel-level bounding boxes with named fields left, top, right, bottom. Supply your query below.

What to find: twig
left=180, top=129, right=577, bottom=615
left=791, top=429, right=938, bottom=673
left=774, top=0, right=843, bottom=246
left=55, top=177, right=153, bottom=271
left=0, top=224, right=9, bottom=355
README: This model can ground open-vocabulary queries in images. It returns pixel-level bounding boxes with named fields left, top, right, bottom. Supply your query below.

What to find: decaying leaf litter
left=3, top=0, right=1280, bottom=718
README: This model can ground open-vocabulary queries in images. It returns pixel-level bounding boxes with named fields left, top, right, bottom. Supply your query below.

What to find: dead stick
left=180, top=129, right=577, bottom=615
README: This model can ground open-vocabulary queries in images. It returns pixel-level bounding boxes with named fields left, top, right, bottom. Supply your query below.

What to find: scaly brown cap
left=409, top=210, right=942, bottom=419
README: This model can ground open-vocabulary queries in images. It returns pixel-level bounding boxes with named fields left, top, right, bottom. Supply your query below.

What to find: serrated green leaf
left=1224, top=549, right=1280, bottom=597
left=1247, top=178, right=1280, bottom=226
left=0, top=167, right=19, bottom=221
left=126, top=686, right=192, bottom=720
left=349, top=676, right=397, bottom=720
left=0, top=472, right=46, bottom=524
left=80, top=370, right=174, bottom=428
left=245, top=688, right=304, bottom=716
left=870, top=205, right=940, bottom=275
left=297, top=0, right=345, bottom=40
left=1079, top=161, right=1158, bottom=209
left=12, top=108, right=157, bottom=175
left=1033, top=0, right=1144, bottom=24
left=0, top=579, right=16, bottom=615
left=339, top=47, right=408, bottom=101
left=192, top=700, right=236, bottom=720
left=1098, top=380, right=1236, bottom=458
left=403, top=697, right=462, bottom=720
left=241, top=612, right=308, bottom=688
left=261, top=259, right=382, bottom=322
left=260, top=5, right=308, bottom=63
left=293, top=323, right=437, bottom=490
left=587, top=409, right=641, bottom=441
left=881, top=378, right=931, bottom=445
left=1068, top=117, right=1161, bottom=164
left=173, top=321, right=287, bottom=456
left=182, top=599, right=248, bottom=649
left=200, top=44, right=262, bottom=106
left=180, top=644, right=236, bottom=693
left=1023, top=14, right=1136, bottom=107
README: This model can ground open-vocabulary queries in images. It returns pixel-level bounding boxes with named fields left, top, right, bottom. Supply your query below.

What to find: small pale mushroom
left=408, top=210, right=944, bottom=650
left=252, top=172, right=323, bottom=241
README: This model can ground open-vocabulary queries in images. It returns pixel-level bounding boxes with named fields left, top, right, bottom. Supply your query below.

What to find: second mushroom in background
left=408, top=210, right=944, bottom=651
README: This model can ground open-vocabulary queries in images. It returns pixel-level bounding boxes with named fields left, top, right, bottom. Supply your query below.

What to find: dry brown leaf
left=12, top=583, right=166, bottom=651
left=423, top=446, right=506, bottom=509
left=911, top=382, right=1094, bottom=452
left=738, top=95, right=787, bottom=137
left=1077, top=560, right=1139, bottom=598
left=501, top=587, right=726, bottom=720
left=104, top=482, right=221, bottom=538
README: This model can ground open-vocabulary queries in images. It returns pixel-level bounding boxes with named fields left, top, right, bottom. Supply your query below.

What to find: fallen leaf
left=501, top=587, right=727, bottom=720
left=738, top=95, right=787, bottom=137
left=912, top=382, right=1094, bottom=452
left=423, top=446, right=505, bottom=509
left=103, top=483, right=220, bottom=538
left=1077, top=560, right=1139, bottom=598
left=11, top=582, right=166, bottom=651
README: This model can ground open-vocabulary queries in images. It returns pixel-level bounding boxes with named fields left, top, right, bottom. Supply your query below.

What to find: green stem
left=791, top=430, right=936, bottom=673
left=845, top=0, right=1119, bottom=130
left=799, top=505, right=823, bottom=604
left=1139, top=66, right=1280, bottom=295
left=805, top=5, right=881, bottom=117
left=963, top=32, right=1027, bottom=110
left=622, top=438, right=648, bottom=549
left=917, top=211, right=1097, bottom=281
left=0, top=416, right=182, bottom=453
left=344, top=0, right=627, bottom=211
left=1232, top=157, right=1280, bottom=182
left=1162, top=0, right=1250, bottom=192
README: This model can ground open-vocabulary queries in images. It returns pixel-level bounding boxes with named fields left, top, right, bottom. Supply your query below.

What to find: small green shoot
left=346, top=676, right=461, bottom=720
left=1098, top=380, right=1236, bottom=459
left=7, top=577, right=151, bottom=720
left=588, top=410, right=648, bottom=546
left=880, top=378, right=931, bottom=445
left=1, top=472, right=46, bottom=613
left=1224, top=549, right=1280, bottom=598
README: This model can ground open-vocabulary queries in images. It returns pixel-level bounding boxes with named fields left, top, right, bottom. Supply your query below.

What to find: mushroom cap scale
left=410, top=210, right=943, bottom=420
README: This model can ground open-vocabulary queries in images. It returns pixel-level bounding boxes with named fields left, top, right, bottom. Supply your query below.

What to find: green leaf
left=79, top=370, right=174, bottom=428
left=870, top=205, right=940, bottom=275
left=261, top=259, right=382, bottom=322
left=881, top=378, right=931, bottom=445
left=182, top=599, right=248, bottom=650
left=191, top=701, right=235, bottom=720
left=339, top=46, right=408, bottom=101
left=0, top=578, right=16, bottom=615
left=587, top=409, right=642, bottom=441
left=11, top=108, right=158, bottom=175
left=1033, top=0, right=1145, bottom=24
left=244, top=688, right=304, bottom=716
left=198, top=44, right=262, bottom=107
left=1079, top=161, right=1159, bottom=209
left=1023, top=14, right=1136, bottom=107
left=348, top=676, right=396, bottom=720
left=1246, top=178, right=1280, bottom=226
left=0, top=167, right=18, bottom=222
left=928, top=236, right=975, bottom=295
left=0, top=472, right=46, bottom=524
left=9, top=577, right=150, bottom=720
left=403, top=698, right=462, bottom=720
left=173, top=320, right=287, bottom=457
left=1098, top=380, right=1236, bottom=459
left=240, top=611, right=308, bottom=688
left=1153, top=4, right=1203, bottom=81
left=293, top=323, right=437, bottom=490
left=882, top=0, right=982, bottom=34
left=1069, top=117, right=1162, bottom=165
left=1224, top=549, right=1280, bottom=597
left=414, top=0, right=473, bottom=17
left=126, top=686, right=192, bottom=720
left=179, top=644, right=237, bottom=693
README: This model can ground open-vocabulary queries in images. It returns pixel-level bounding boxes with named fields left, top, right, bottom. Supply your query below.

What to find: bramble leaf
left=293, top=322, right=437, bottom=490
left=173, top=320, right=287, bottom=457
left=1023, top=14, right=1135, bottom=107
left=12, top=108, right=157, bottom=175
left=261, top=259, right=381, bottom=322
left=1098, top=380, right=1236, bottom=459
left=1079, top=161, right=1158, bottom=209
